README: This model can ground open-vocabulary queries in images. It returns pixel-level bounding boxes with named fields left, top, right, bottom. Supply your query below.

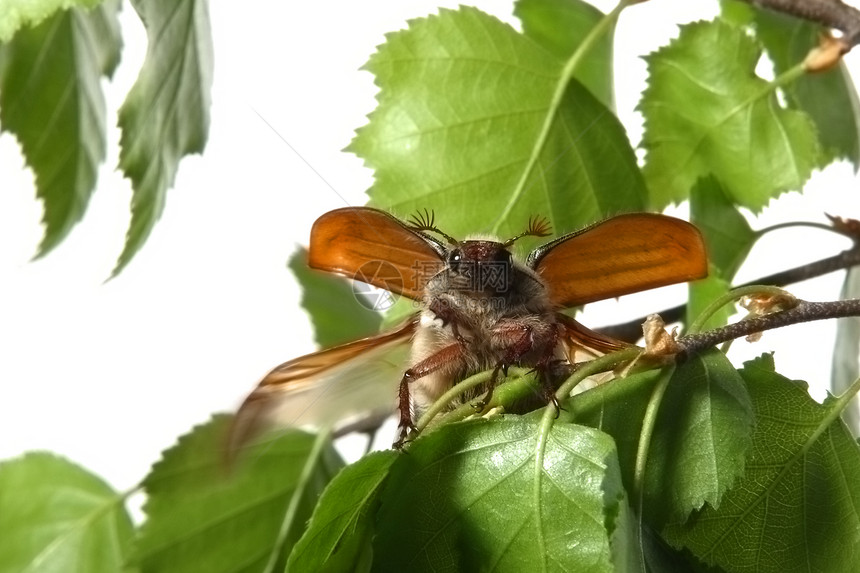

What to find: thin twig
left=598, top=245, right=860, bottom=343
left=741, top=0, right=860, bottom=47
left=677, top=298, right=860, bottom=357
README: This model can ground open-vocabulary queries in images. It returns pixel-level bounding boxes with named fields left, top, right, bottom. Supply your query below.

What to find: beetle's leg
left=395, top=342, right=466, bottom=448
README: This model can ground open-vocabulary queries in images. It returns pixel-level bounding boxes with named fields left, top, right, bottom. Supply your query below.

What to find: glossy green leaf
left=372, top=418, right=637, bottom=572
left=288, top=450, right=398, bottom=572
left=0, top=1, right=121, bottom=255
left=640, top=19, right=820, bottom=211
left=569, top=352, right=754, bottom=527
left=664, top=355, right=860, bottom=572
left=515, top=0, right=614, bottom=108
left=288, top=248, right=383, bottom=347
left=350, top=6, right=645, bottom=245
left=0, top=452, right=134, bottom=573
left=831, top=266, right=860, bottom=436
left=133, top=416, right=343, bottom=573
left=0, top=0, right=102, bottom=42
left=114, top=0, right=213, bottom=275
left=566, top=369, right=661, bottom=491
left=754, top=7, right=860, bottom=167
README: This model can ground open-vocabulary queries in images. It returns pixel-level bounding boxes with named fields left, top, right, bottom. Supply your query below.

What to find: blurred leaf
left=753, top=7, right=860, bottom=167
left=688, top=176, right=755, bottom=329
left=664, top=355, right=860, bottom=572
left=372, top=418, right=638, bottom=572
left=643, top=351, right=754, bottom=526
left=640, top=19, right=820, bottom=211
left=288, top=451, right=398, bottom=572
left=0, top=0, right=102, bottom=42
left=0, top=1, right=121, bottom=255
left=0, top=452, right=134, bottom=573
left=832, top=266, right=860, bottom=436
left=350, top=6, right=645, bottom=246
left=114, top=0, right=213, bottom=275
left=687, top=271, right=733, bottom=332
left=689, top=177, right=755, bottom=280
left=133, top=415, right=343, bottom=573
left=289, top=248, right=383, bottom=347
left=515, top=0, right=614, bottom=108
left=718, top=0, right=755, bottom=26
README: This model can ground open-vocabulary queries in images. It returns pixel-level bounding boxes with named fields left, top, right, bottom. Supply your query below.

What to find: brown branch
left=741, top=0, right=860, bottom=47
left=677, top=298, right=860, bottom=357
left=598, top=245, right=860, bottom=343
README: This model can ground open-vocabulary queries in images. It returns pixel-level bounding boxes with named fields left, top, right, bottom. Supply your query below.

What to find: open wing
left=529, top=213, right=707, bottom=308
left=309, top=207, right=444, bottom=300
left=556, top=313, right=629, bottom=359
left=228, top=316, right=418, bottom=455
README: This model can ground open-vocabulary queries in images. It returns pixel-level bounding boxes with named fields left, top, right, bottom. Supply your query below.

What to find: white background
left=1, top=0, right=858, bottom=493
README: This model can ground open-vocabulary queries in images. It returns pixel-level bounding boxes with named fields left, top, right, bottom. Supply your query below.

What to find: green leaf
left=831, top=266, right=860, bottom=436
left=643, top=351, right=754, bottom=526
left=350, top=6, right=645, bottom=245
left=0, top=452, right=134, bottom=573
left=288, top=451, right=398, bottom=572
left=753, top=7, right=860, bottom=167
left=718, top=0, right=755, bottom=26
left=640, top=19, right=820, bottom=211
left=288, top=248, right=383, bottom=347
left=569, top=353, right=754, bottom=528
left=514, top=0, right=614, bottom=109
left=372, top=418, right=637, bottom=572
left=133, top=415, right=343, bottom=573
left=0, top=1, right=121, bottom=256
left=114, top=0, right=213, bottom=275
left=664, top=355, right=860, bottom=572
left=0, top=0, right=102, bottom=42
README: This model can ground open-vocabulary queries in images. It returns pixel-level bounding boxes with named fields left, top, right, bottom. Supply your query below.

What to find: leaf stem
left=754, top=220, right=848, bottom=239
left=532, top=402, right=555, bottom=568
left=829, top=376, right=860, bottom=421
left=421, top=367, right=536, bottom=430
left=768, top=60, right=807, bottom=92
left=491, top=0, right=633, bottom=233
left=555, top=347, right=642, bottom=401
left=415, top=370, right=494, bottom=432
left=632, top=366, right=675, bottom=507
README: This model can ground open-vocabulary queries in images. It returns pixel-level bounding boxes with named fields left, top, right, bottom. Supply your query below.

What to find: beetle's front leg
left=395, top=342, right=466, bottom=448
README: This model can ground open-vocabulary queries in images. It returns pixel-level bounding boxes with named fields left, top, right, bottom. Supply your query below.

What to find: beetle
left=230, top=207, right=707, bottom=449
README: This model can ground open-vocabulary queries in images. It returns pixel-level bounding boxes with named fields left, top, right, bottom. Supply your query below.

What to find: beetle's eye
left=447, top=249, right=462, bottom=271
left=495, top=250, right=512, bottom=266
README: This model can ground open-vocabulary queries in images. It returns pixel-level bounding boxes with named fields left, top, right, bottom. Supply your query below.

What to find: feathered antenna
left=407, top=208, right=458, bottom=245
left=504, top=215, right=552, bottom=247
